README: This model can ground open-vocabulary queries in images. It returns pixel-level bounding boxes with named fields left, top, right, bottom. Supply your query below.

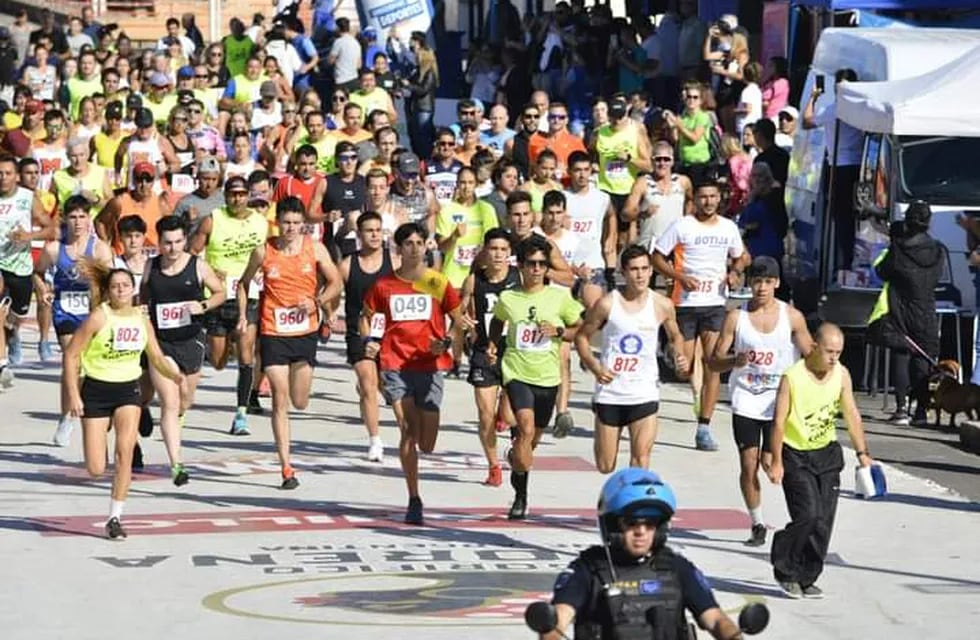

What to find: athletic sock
left=109, top=499, right=125, bottom=520
left=510, top=470, right=528, bottom=497
left=696, top=418, right=711, bottom=435
left=370, top=435, right=383, bottom=446
left=749, top=507, right=764, bottom=526
left=237, top=365, right=253, bottom=408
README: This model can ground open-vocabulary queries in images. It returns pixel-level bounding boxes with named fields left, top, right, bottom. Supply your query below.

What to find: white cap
left=779, top=105, right=800, bottom=120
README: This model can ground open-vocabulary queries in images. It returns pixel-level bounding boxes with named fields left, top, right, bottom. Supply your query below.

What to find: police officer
left=546, top=469, right=745, bottom=639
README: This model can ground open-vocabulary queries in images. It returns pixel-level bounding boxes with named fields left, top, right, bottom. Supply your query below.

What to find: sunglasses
left=524, top=259, right=548, bottom=268
left=778, top=114, right=794, bottom=121
left=622, top=517, right=660, bottom=529
left=173, top=116, right=188, bottom=122
left=333, top=95, right=347, bottom=102
left=195, top=74, right=209, bottom=79
left=437, top=141, right=455, bottom=147
left=653, top=156, right=673, bottom=163
left=548, top=114, right=567, bottom=121
left=461, top=125, right=477, bottom=133
left=685, top=94, right=701, bottom=100
left=338, top=153, right=358, bottom=161
left=134, top=175, right=154, bottom=183
left=523, top=112, right=539, bottom=119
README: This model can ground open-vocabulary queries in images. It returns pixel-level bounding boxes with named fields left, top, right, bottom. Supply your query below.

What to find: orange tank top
left=113, top=192, right=162, bottom=253
left=260, top=235, right=319, bottom=336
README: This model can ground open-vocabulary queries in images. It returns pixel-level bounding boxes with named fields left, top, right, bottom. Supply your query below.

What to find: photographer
left=703, top=16, right=748, bottom=134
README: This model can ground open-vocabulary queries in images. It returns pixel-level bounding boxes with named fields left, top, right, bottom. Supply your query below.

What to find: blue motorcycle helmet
left=597, top=468, right=677, bottom=549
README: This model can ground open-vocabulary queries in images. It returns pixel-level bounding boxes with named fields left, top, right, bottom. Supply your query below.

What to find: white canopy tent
left=836, top=45, right=980, bottom=136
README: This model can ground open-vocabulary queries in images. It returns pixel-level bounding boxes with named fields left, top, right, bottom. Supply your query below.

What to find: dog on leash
left=929, top=360, right=980, bottom=428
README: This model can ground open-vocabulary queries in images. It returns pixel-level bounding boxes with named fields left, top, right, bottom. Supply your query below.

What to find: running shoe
left=695, top=429, right=719, bottom=452
left=38, top=340, right=55, bottom=363
left=105, top=517, right=127, bottom=540
left=745, top=523, right=767, bottom=547
left=801, top=584, right=824, bottom=599
left=281, top=467, right=299, bottom=490
left=0, top=365, right=12, bottom=390
left=138, top=406, right=153, bottom=437
left=484, top=465, right=503, bottom=487
left=887, top=410, right=910, bottom=426
left=247, top=390, right=264, bottom=415
left=52, top=417, right=75, bottom=447
left=131, top=442, right=144, bottom=470
left=367, top=440, right=384, bottom=463
left=553, top=412, right=574, bottom=439
left=508, top=494, right=528, bottom=520
left=172, top=463, right=190, bottom=487
left=778, top=581, right=803, bottom=599
left=229, top=413, right=250, bottom=436
left=8, top=331, right=22, bottom=366
left=405, top=496, right=424, bottom=525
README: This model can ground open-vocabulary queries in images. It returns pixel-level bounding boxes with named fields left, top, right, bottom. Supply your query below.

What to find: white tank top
left=565, top=187, right=609, bottom=270
left=32, top=145, right=68, bottom=192
left=547, top=229, right=578, bottom=291
left=594, top=290, right=661, bottom=405
left=126, top=134, right=164, bottom=187
left=639, top=174, right=686, bottom=250
left=0, top=187, right=36, bottom=276
left=729, top=301, right=799, bottom=420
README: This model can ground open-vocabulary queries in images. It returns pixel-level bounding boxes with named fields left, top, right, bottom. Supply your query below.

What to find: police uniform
left=552, top=545, right=718, bottom=640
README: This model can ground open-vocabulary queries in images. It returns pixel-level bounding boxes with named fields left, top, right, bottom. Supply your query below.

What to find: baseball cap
left=177, top=89, right=195, bottom=105
left=126, top=94, right=143, bottom=109
left=260, top=80, right=278, bottom=98
left=746, top=256, right=781, bottom=279
left=134, top=107, right=154, bottom=128
left=24, top=100, right=44, bottom=115
left=149, top=72, right=171, bottom=87
left=177, top=65, right=195, bottom=80
left=224, top=176, right=248, bottom=192
left=362, top=26, right=377, bottom=39
left=778, top=106, right=799, bottom=120
left=609, top=99, right=628, bottom=119
left=396, top=152, right=420, bottom=175
left=105, top=101, right=124, bottom=120
left=197, top=156, right=220, bottom=175
left=132, top=162, right=156, bottom=179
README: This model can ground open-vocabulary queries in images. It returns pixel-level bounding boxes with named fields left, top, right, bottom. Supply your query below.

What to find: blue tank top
left=52, top=235, right=96, bottom=329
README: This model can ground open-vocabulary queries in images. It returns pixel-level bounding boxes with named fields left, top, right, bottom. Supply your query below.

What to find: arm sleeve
left=675, top=555, right=719, bottom=618
left=551, top=558, right=594, bottom=612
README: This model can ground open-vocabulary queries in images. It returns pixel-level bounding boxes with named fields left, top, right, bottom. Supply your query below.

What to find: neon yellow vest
left=595, top=124, right=639, bottom=195
left=349, top=88, right=389, bottom=124
left=783, top=359, right=842, bottom=451
left=205, top=206, right=268, bottom=278
left=51, top=166, right=107, bottom=213
left=233, top=74, right=267, bottom=104
left=67, top=75, right=102, bottom=121
left=81, top=303, right=148, bottom=382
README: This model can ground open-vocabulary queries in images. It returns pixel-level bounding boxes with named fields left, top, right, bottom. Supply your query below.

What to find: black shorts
left=604, top=192, right=630, bottom=231
left=204, top=300, right=259, bottom=337
left=81, top=378, right=142, bottom=419
left=260, top=332, right=318, bottom=369
left=593, top=400, right=660, bottom=428
left=733, top=414, right=773, bottom=452
left=505, top=380, right=558, bottom=429
left=160, top=332, right=206, bottom=374
left=675, top=305, right=726, bottom=340
left=55, top=318, right=84, bottom=337
left=346, top=334, right=371, bottom=365
left=0, top=270, right=33, bottom=317
left=467, top=349, right=503, bottom=388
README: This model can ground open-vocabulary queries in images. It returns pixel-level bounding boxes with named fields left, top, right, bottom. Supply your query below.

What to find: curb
left=960, top=420, right=980, bottom=455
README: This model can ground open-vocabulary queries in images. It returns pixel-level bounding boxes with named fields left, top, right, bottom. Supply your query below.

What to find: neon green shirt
left=494, top=287, right=583, bottom=386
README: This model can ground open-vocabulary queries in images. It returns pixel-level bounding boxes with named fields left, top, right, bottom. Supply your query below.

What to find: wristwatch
left=856, top=451, right=870, bottom=459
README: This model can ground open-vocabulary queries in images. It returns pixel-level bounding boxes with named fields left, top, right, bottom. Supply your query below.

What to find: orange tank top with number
left=259, top=235, right=319, bottom=337
left=113, top=192, right=163, bottom=253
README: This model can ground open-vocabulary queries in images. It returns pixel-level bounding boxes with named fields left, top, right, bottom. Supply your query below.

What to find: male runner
left=563, top=151, right=618, bottom=303
left=623, top=140, right=693, bottom=252
left=652, top=178, right=749, bottom=451
left=576, top=245, right=688, bottom=473
left=460, top=228, right=519, bottom=486
left=341, top=212, right=399, bottom=462
left=488, top=235, right=583, bottom=519
left=362, top=222, right=464, bottom=525
left=710, top=256, right=812, bottom=546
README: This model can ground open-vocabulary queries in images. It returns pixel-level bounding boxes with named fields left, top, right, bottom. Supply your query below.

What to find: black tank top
left=472, top=265, right=520, bottom=351
left=146, top=254, right=203, bottom=342
left=512, top=131, right=532, bottom=180
left=345, top=249, right=393, bottom=336
left=323, top=174, right=367, bottom=213
left=167, top=135, right=196, bottom=173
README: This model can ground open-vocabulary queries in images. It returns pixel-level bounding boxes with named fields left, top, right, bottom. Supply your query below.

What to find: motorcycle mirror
left=738, top=603, right=770, bottom=635
left=525, top=601, right=558, bottom=633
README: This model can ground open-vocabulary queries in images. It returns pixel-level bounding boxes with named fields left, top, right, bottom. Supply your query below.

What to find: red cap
left=24, top=100, right=44, bottom=115
left=132, top=162, right=156, bottom=179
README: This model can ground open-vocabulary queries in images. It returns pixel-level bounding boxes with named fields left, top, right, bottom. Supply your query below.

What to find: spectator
left=721, top=133, right=751, bottom=216
left=667, top=81, right=713, bottom=178
left=738, top=161, right=787, bottom=264
left=222, top=18, right=256, bottom=78
left=761, top=56, right=790, bottom=119
left=775, top=106, right=798, bottom=151
left=868, top=201, right=945, bottom=426
left=362, top=27, right=385, bottom=70
left=30, top=10, right=69, bottom=58
left=157, top=18, right=195, bottom=59
left=65, top=17, right=95, bottom=59
left=466, top=44, right=501, bottom=105
left=706, top=29, right=749, bottom=134
left=182, top=14, right=205, bottom=53
left=284, top=18, right=318, bottom=93
left=612, top=23, right=647, bottom=96
left=328, top=18, right=362, bottom=94
left=403, top=43, right=438, bottom=157
left=803, top=67, right=862, bottom=270
left=9, top=10, right=31, bottom=68
left=752, top=119, right=788, bottom=187
left=495, top=46, right=531, bottom=124
left=484, top=0, right=522, bottom=48
left=734, top=61, right=763, bottom=140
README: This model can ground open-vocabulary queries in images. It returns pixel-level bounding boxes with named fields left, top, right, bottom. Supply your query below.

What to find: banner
left=761, top=0, right=790, bottom=64
left=356, top=0, right=436, bottom=42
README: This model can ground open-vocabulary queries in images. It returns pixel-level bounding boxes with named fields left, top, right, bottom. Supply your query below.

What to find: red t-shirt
left=364, top=269, right=461, bottom=372
left=272, top=174, right=322, bottom=209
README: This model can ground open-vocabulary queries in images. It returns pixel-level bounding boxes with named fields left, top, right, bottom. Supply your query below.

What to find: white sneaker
left=367, top=440, right=384, bottom=462
left=53, top=418, right=75, bottom=447
left=0, top=366, right=13, bottom=389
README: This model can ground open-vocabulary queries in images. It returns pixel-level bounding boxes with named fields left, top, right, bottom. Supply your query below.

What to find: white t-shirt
left=265, top=40, right=301, bottom=87
left=329, top=34, right=362, bottom=84
left=654, top=215, right=744, bottom=308
left=735, top=82, right=762, bottom=139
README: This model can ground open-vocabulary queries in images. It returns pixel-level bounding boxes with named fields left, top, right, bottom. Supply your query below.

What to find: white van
left=783, top=27, right=980, bottom=326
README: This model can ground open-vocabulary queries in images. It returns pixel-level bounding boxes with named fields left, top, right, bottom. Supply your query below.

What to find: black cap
left=105, top=100, right=124, bottom=120
left=747, top=256, right=781, bottom=279
left=177, top=89, right=194, bottom=105
left=134, top=107, right=154, bottom=128
left=609, top=99, right=628, bottom=119
left=126, top=93, right=143, bottom=109
left=224, top=175, right=248, bottom=193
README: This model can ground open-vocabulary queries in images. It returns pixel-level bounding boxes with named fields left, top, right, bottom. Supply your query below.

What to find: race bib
left=741, top=371, right=782, bottom=394
left=455, top=244, right=479, bottom=267
left=368, top=312, right=386, bottom=338
left=226, top=274, right=262, bottom=300
left=59, top=291, right=89, bottom=315
left=606, top=160, right=628, bottom=179
left=302, top=222, right=324, bottom=242
left=745, top=350, right=775, bottom=366
left=390, top=294, right=431, bottom=322
left=274, top=307, right=309, bottom=334
left=170, top=173, right=196, bottom=194
left=112, top=325, right=144, bottom=352
left=515, top=321, right=550, bottom=352
left=606, top=333, right=647, bottom=377
left=571, top=219, right=594, bottom=235
left=156, top=301, right=192, bottom=330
